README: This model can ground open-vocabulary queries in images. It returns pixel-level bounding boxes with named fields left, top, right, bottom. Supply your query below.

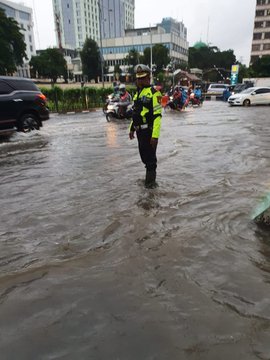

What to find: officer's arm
left=152, top=91, right=162, bottom=139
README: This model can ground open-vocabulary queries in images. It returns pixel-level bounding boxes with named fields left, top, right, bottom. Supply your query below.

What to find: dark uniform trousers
left=137, top=127, right=157, bottom=171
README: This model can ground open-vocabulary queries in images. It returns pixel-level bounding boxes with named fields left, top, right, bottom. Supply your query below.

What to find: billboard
left=230, top=65, right=239, bottom=85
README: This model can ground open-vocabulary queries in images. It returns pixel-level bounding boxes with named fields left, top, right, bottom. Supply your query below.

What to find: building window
left=263, top=43, right=270, bottom=50
left=252, top=44, right=260, bottom=51
left=253, top=32, right=262, bottom=39
left=67, top=3, right=69, bottom=8
left=265, top=32, right=270, bottom=38
left=256, top=10, right=265, bottom=16
left=255, top=21, right=264, bottom=28
left=19, top=11, right=30, bottom=21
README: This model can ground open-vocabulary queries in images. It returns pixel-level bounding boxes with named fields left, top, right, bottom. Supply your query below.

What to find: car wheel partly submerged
left=243, top=99, right=251, bottom=107
left=19, top=113, right=40, bottom=132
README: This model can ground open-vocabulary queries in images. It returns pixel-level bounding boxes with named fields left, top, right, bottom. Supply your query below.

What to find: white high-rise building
left=0, top=0, right=36, bottom=77
left=52, top=0, right=135, bottom=50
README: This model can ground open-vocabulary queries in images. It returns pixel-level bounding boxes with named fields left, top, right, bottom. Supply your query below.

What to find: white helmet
left=119, top=84, right=126, bottom=90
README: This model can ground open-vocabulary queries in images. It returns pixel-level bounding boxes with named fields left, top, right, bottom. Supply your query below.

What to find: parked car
left=0, top=76, right=49, bottom=136
left=206, top=83, right=230, bottom=96
left=228, top=87, right=270, bottom=106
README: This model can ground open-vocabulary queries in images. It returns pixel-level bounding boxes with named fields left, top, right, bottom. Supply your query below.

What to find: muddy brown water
left=1, top=102, right=270, bottom=359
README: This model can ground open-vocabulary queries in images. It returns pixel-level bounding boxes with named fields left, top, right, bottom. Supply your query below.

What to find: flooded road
left=1, top=102, right=270, bottom=359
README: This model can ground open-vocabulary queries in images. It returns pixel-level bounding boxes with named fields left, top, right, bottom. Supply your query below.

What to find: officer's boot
left=145, top=169, right=157, bottom=188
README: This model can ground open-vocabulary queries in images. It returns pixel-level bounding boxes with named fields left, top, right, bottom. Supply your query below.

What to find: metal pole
left=150, top=24, right=153, bottom=84
left=98, top=0, right=104, bottom=88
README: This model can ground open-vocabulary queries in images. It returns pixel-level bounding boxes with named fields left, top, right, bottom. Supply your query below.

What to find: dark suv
left=0, top=76, right=49, bottom=135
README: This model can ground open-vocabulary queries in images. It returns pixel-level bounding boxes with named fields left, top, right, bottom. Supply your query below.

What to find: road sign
left=230, top=64, right=239, bottom=85
left=230, top=73, right=238, bottom=85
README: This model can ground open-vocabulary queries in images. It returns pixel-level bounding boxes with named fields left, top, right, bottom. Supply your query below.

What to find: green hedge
left=40, top=85, right=136, bottom=113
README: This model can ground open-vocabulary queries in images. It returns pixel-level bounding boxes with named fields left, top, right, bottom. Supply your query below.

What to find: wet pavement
left=1, top=102, right=270, bottom=359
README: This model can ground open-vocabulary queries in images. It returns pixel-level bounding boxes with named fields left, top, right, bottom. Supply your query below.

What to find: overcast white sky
left=13, top=0, right=256, bottom=65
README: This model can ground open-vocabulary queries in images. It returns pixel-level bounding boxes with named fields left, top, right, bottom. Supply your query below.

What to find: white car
left=228, top=87, right=270, bottom=106
left=206, top=83, right=230, bottom=95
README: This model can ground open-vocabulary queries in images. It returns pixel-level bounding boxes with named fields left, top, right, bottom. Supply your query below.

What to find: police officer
left=129, top=64, right=162, bottom=188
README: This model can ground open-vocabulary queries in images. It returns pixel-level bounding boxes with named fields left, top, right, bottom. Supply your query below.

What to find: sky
left=12, top=0, right=256, bottom=65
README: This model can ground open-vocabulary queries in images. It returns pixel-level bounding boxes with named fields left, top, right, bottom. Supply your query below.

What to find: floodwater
left=1, top=102, right=270, bottom=359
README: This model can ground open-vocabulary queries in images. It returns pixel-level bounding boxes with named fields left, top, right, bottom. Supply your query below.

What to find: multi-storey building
left=52, top=0, right=135, bottom=50
left=250, top=0, right=270, bottom=64
left=0, top=0, right=36, bottom=77
left=102, top=19, right=189, bottom=80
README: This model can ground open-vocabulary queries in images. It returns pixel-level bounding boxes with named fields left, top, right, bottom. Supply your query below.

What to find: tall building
left=52, top=0, right=134, bottom=50
left=0, top=0, right=36, bottom=77
left=250, top=0, right=270, bottom=64
left=158, top=17, right=187, bottom=42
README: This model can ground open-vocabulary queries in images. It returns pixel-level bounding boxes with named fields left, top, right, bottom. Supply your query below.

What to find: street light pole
left=150, top=24, right=153, bottom=84
left=97, top=0, right=104, bottom=88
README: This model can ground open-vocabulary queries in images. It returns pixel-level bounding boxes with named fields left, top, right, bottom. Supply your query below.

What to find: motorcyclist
left=222, top=87, right=231, bottom=101
left=193, top=86, right=202, bottom=105
left=111, top=85, right=120, bottom=102
left=117, top=84, right=132, bottom=118
left=181, top=87, right=188, bottom=109
left=194, top=86, right=202, bottom=103
left=103, top=84, right=120, bottom=114
left=172, top=86, right=182, bottom=110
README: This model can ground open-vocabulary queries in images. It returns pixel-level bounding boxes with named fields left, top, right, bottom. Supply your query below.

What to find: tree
left=114, top=64, right=122, bottom=81
left=125, top=48, right=140, bottom=80
left=237, top=63, right=250, bottom=82
left=189, top=45, right=236, bottom=71
left=80, top=38, right=101, bottom=83
left=140, top=44, right=170, bottom=73
left=0, top=8, right=27, bottom=75
left=188, top=44, right=237, bottom=82
left=30, top=48, right=67, bottom=83
left=250, top=55, right=270, bottom=77
left=125, top=48, right=140, bottom=67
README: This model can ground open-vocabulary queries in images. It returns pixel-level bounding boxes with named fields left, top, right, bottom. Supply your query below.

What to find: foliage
left=237, top=63, right=250, bottom=82
left=30, top=48, right=67, bottom=83
left=0, top=8, right=27, bottom=75
left=189, top=45, right=236, bottom=82
left=40, top=85, right=136, bottom=113
left=125, top=48, right=140, bottom=80
left=140, top=44, right=170, bottom=73
left=80, top=38, right=101, bottom=83
left=249, top=55, right=270, bottom=77
left=125, top=48, right=140, bottom=67
left=114, top=64, right=122, bottom=79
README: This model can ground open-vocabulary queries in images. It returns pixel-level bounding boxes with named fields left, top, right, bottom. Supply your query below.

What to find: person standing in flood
left=129, top=64, right=162, bottom=188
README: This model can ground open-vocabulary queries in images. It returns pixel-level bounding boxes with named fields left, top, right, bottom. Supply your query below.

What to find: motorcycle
left=165, top=96, right=184, bottom=111
left=105, top=102, right=133, bottom=122
left=103, top=94, right=119, bottom=114
left=188, top=92, right=203, bottom=107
